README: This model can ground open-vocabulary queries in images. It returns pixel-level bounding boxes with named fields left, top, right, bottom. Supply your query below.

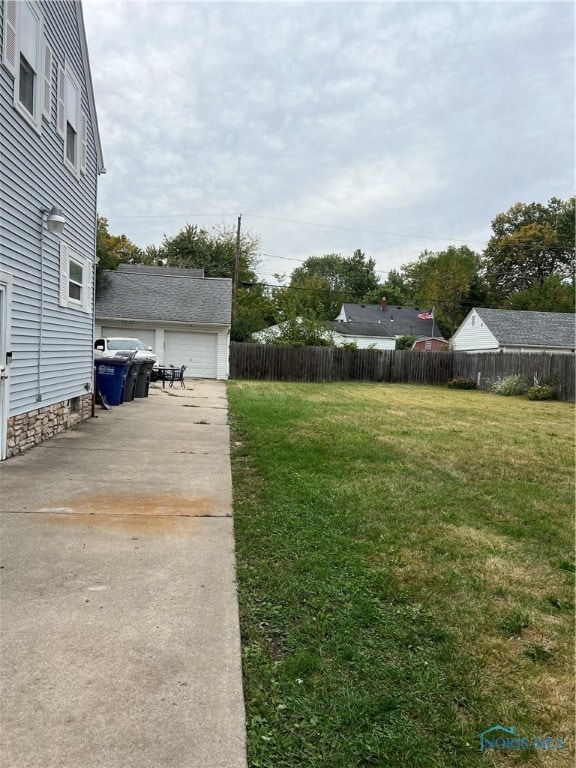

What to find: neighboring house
left=95, top=265, right=232, bottom=379
left=0, top=0, right=104, bottom=459
left=450, top=308, right=576, bottom=354
left=252, top=298, right=442, bottom=350
left=251, top=316, right=396, bottom=349
left=331, top=297, right=441, bottom=348
left=412, top=337, right=448, bottom=352
left=330, top=321, right=395, bottom=350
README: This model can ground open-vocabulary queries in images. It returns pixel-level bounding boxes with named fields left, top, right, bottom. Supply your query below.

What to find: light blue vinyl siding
left=0, top=0, right=99, bottom=417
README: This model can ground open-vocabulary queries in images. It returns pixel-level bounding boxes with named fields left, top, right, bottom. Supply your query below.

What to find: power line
left=106, top=213, right=237, bottom=220
left=105, top=210, right=490, bottom=245
left=103, top=212, right=573, bottom=256
left=244, top=213, right=489, bottom=245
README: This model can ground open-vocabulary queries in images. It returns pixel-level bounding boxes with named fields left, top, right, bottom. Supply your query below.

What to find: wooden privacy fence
left=453, top=351, right=575, bottom=402
left=229, top=343, right=575, bottom=402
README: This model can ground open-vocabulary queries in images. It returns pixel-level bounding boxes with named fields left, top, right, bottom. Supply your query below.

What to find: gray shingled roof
left=338, top=303, right=442, bottom=338
left=96, top=269, right=232, bottom=324
left=117, top=264, right=205, bottom=278
left=329, top=321, right=394, bottom=338
left=475, top=308, right=575, bottom=348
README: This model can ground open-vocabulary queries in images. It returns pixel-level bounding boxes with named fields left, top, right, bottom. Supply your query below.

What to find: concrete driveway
left=0, top=380, right=247, bottom=768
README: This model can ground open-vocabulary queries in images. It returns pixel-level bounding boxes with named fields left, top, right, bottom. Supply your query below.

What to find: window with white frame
left=59, top=243, right=93, bottom=313
left=65, top=69, right=79, bottom=169
left=2, top=0, right=51, bottom=132
left=57, top=63, right=87, bottom=176
left=68, top=257, right=83, bottom=303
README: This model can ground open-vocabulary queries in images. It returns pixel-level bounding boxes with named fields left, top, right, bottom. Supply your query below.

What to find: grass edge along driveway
left=228, top=381, right=574, bottom=768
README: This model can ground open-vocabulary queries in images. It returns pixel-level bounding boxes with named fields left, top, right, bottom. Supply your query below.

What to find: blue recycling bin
left=94, top=359, right=131, bottom=406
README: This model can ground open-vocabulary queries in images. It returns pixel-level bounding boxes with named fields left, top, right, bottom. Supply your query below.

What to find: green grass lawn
left=228, top=382, right=574, bottom=768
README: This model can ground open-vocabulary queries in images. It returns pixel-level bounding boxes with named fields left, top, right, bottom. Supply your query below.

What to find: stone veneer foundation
left=5, top=394, right=93, bottom=458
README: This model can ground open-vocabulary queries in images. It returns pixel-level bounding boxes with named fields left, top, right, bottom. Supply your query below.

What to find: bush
left=528, top=385, right=557, bottom=401
left=447, top=376, right=476, bottom=390
left=491, top=375, right=528, bottom=396
left=396, top=335, right=417, bottom=350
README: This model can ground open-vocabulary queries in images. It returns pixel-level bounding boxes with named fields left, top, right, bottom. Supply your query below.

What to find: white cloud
left=84, top=0, right=574, bottom=280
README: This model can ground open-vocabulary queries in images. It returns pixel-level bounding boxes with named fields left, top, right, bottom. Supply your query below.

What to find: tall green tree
left=506, top=274, right=575, bottom=313
left=282, top=250, right=380, bottom=320
left=232, top=284, right=278, bottom=342
left=96, top=216, right=142, bottom=290
left=273, top=273, right=336, bottom=321
left=363, top=268, right=413, bottom=306
left=402, top=246, right=483, bottom=336
left=138, top=223, right=260, bottom=284
left=483, top=197, right=575, bottom=304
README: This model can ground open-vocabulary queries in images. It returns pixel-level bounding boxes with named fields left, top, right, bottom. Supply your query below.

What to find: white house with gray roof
left=95, top=265, right=232, bottom=379
left=0, top=0, right=104, bottom=458
left=450, top=308, right=575, bottom=354
left=253, top=298, right=442, bottom=349
left=331, top=297, right=441, bottom=347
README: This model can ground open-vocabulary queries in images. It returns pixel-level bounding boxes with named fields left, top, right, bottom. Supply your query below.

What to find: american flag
left=417, top=308, right=434, bottom=321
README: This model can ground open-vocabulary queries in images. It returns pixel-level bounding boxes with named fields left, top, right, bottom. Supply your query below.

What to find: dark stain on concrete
left=34, top=512, right=198, bottom=536
left=29, top=493, right=225, bottom=536
left=44, top=493, right=217, bottom=516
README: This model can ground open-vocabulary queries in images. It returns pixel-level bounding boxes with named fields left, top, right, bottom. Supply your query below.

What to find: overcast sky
left=82, top=0, right=574, bottom=285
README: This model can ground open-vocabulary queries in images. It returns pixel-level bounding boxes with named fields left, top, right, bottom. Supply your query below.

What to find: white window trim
left=59, top=242, right=93, bottom=314
left=4, top=0, right=46, bottom=134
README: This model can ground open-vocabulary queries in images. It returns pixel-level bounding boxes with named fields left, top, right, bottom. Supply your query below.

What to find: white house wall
left=332, top=333, right=395, bottom=350
left=450, top=310, right=499, bottom=352
left=95, top=321, right=230, bottom=379
left=0, top=1, right=99, bottom=418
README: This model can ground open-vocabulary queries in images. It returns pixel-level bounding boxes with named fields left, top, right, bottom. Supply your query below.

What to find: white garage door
left=102, top=327, right=156, bottom=352
left=164, top=331, right=218, bottom=378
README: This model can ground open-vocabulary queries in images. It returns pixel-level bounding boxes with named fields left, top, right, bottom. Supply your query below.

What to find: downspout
left=91, top=210, right=98, bottom=418
left=37, top=212, right=47, bottom=402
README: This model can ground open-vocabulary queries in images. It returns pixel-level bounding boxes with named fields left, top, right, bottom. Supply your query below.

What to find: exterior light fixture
left=42, top=206, right=66, bottom=235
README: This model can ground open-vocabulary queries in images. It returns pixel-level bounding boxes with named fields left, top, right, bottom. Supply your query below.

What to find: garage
left=95, top=265, right=231, bottom=380
left=101, top=326, right=156, bottom=353
left=164, top=331, right=218, bottom=378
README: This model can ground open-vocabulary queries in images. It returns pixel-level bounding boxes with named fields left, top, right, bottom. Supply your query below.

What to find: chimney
left=380, top=296, right=387, bottom=311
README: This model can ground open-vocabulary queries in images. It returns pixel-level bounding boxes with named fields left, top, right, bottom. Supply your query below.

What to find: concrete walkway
left=0, top=381, right=247, bottom=768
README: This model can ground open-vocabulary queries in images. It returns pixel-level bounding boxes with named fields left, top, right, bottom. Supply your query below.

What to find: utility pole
left=232, top=214, right=241, bottom=321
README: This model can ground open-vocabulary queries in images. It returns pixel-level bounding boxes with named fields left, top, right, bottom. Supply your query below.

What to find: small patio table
left=151, top=365, right=187, bottom=389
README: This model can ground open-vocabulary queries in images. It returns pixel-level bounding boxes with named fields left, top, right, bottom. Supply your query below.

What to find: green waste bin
left=135, top=359, right=155, bottom=398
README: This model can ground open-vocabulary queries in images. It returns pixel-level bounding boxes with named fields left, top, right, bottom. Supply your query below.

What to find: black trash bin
left=124, top=361, right=140, bottom=402
left=135, top=359, right=155, bottom=398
